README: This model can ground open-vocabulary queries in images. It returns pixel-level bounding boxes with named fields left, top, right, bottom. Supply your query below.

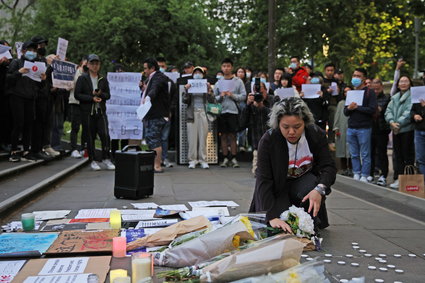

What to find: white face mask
left=193, top=74, right=203, bottom=80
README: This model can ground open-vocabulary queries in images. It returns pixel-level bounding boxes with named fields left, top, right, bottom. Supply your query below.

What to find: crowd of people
left=1, top=36, right=425, bottom=190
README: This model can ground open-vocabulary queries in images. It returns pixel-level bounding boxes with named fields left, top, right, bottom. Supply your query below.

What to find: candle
left=110, top=210, right=121, bottom=229
left=114, top=277, right=131, bottom=283
left=112, top=237, right=127, bottom=258
left=131, top=253, right=153, bottom=283
left=21, top=213, right=35, bottom=231
left=110, top=269, right=127, bottom=283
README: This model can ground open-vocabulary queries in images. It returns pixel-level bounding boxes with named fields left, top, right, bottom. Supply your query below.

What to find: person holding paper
left=214, top=58, right=246, bottom=168
left=288, top=56, right=308, bottom=92
left=0, top=40, right=12, bottom=152
left=75, top=54, right=115, bottom=171
left=249, top=97, right=336, bottom=232
left=6, top=41, right=47, bottom=162
left=344, top=68, right=377, bottom=183
left=385, top=75, right=414, bottom=189
left=182, top=66, right=215, bottom=169
left=273, top=73, right=299, bottom=103
left=411, top=98, right=425, bottom=180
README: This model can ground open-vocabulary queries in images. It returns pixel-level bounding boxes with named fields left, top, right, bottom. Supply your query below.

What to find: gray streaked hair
left=268, top=97, right=315, bottom=129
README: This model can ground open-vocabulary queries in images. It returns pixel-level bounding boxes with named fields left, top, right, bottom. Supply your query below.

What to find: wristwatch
left=314, top=184, right=326, bottom=196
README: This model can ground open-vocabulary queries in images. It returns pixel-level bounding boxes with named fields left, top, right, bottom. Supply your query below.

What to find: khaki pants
left=252, top=150, right=258, bottom=175
left=187, top=109, right=208, bottom=162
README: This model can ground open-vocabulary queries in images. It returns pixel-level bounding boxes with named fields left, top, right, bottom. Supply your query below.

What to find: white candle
left=132, top=257, right=152, bottom=283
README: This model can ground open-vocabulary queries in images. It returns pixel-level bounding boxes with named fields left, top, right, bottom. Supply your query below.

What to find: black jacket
left=249, top=124, right=336, bottom=222
left=242, top=104, right=270, bottom=149
left=373, top=92, right=390, bottom=134
left=6, top=57, right=45, bottom=100
left=302, top=86, right=330, bottom=123
left=144, top=71, right=170, bottom=120
left=74, top=72, right=110, bottom=114
left=0, top=58, right=9, bottom=97
left=411, top=103, right=425, bottom=131
left=344, top=87, right=377, bottom=129
left=323, top=77, right=341, bottom=105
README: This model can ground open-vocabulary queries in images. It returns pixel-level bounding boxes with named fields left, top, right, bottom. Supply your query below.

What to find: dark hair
left=303, top=63, right=312, bottom=70
left=396, top=75, right=413, bottom=92
left=281, top=73, right=293, bottom=87
left=221, top=58, right=233, bottom=66
left=113, top=64, right=124, bottom=72
left=324, top=63, right=336, bottom=69
left=354, top=67, right=367, bottom=78
left=312, top=71, right=324, bottom=78
left=0, top=40, right=9, bottom=46
left=156, top=57, right=166, bottom=63
left=235, top=67, right=246, bottom=81
left=269, top=97, right=315, bottom=129
left=246, top=67, right=253, bottom=72
left=216, top=71, right=224, bottom=76
left=144, top=58, right=159, bottom=71
left=290, top=55, right=301, bottom=61
left=275, top=67, right=285, bottom=73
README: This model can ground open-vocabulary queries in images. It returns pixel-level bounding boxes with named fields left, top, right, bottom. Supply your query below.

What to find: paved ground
left=4, top=161, right=425, bottom=282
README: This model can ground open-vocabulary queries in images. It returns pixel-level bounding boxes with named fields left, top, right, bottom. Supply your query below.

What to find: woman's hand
left=19, top=67, right=29, bottom=74
left=302, top=189, right=323, bottom=217
left=184, top=83, right=191, bottom=90
left=414, top=114, right=423, bottom=122
left=269, top=218, right=293, bottom=234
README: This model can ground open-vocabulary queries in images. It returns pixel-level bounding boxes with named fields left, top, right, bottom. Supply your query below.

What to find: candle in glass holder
left=112, top=237, right=127, bottom=258
left=131, top=252, right=153, bottom=283
left=113, top=276, right=131, bottom=283
left=110, top=269, right=127, bottom=283
left=110, top=209, right=121, bottom=229
left=21, top=213, right=35, bottom=231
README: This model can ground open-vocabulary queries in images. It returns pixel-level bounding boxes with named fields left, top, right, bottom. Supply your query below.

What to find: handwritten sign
left=0, top=233, right=58, bottom=255
left=39, top=257, right=88, bottom=275
left=0, top=260, right=26, bottom=283
left=22, top=61, right=47, bottom=82
left=56, top=37, right=68, bottom=61
left=135, top=219, right=179, bottom=228
left=188, top=79, right=207, bottom=93
left=23, top=274, right=90, bottom=283
left=51, top=60, right=77, bottom=89
left=45, top=230, right=119, bottom=254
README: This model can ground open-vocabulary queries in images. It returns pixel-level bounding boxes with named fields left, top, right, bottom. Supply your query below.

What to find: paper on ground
left=86, top=222, right=111, bottom=230
left=33, top=210, right=71, bottom=220
left=74, top=208, right=115, bottom=219
left=345, top=90, right=364, bottom=106
left=410, top=86, right=425, bottom=104
left=24, top=274, right=90, bottom=283
left=192, top=207, right=230, bottom=216
left=135, top=219, right=179, bottom=228
left=120, top=209, right=156, bottom=216
left=189, top=200, right=239, bottom=208
left=39, top=257, right=89, bottom=275
left=131, top=202, right=158, bottom=209
left=159, top=204, right=188, bottom=211
left=8, top=221, right=43, bottom=231
left=120, top=228, right=162, bottom=237
left=0, top=260, right=26, bottom=283
left=122, top=210, right=157, bottom=221
left=136, top=96, right=152, bottom=120
left=301, top=84, right=321, bottom=99
left=275, top=87, right=295, bottom=100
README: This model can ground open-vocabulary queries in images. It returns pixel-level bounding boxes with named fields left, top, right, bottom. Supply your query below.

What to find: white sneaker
left=376, top=175, right=387, bottom=186
left=200, top=161, right=209, bottom=169
left=103, top=159, right=115, bottom=170
left=230, top=158, right=240, bottom=168
left=91, top=161, right=101, bottom=171
left=390, top=180, right=399, bottom=189
left=220, top=158, right=229, bottom=168
left=163, top=159, right=173, bottom=168
left=353, top=173, right=360, bottom=180
left=188, top=161, right=196, bottom=169
left=366, top=176, right=374, bottom=182
left=360, top=176, right=369, bottom=183
left=43, top=147, right=60, bottom=157
left=71, top=150, right=82, bottom=158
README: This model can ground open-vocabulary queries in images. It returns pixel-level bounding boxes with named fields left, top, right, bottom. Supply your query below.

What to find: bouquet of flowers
left=279, top=206, right=315, bottom=238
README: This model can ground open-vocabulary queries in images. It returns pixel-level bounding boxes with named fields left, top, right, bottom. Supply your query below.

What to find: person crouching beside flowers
left=249, top=97, right=337, bottom=233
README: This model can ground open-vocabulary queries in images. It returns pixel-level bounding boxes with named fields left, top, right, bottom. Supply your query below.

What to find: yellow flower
left=232, top=235, right=241, bottom=248
left=286, top=272, right=301, bottom=283
left=239, top=216, right=255, bottom=238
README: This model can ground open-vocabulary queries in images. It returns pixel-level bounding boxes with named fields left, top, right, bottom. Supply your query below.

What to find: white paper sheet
left=192, top=207, right=230, bottom=216
left=122, top=210, right=157, bottom=221
left=188, top=200, right=239, bottom=208
left=330, top=82, right=338, bottom=96
left=22, top=61, right=47, bottom=82
left=164, top=72, right=180, bottom=83
left=15, top=42, right=23, bottom=59
left=120, top=209, right=156, bottom=215
left=274, top=87, right=295, bottom=100
left=0, top=51, right=12, bottom=59
left=0, top=44, right=11, bottom=54
left=56, top=37, right=68, bottom=61
left=131, top=202, right=158, bottom=209
left=217, top=79, right=236, bottom=92
left=159, top=204, right=189, bottom=211
left=301, top=84, right=321, bottom=99
left=24, top=274, right=90, bottom=283
left=33, top=210, right=71, bottom=221
left=188, top=79, right=207, bottom=93
left=345, top=90, right=365, bottom=106
left=8, top=221, right=42, bottom=231
left=38, top=257, right=89, bottom=275
left=135, top=219, right=179, bottom=228
left=136, top=96, right=152, bottom=120
left=74, top=208, right=115, bottom=219
left=0, top=260, right=26, bottom=283
left=410, top=86, right=425, bottom=104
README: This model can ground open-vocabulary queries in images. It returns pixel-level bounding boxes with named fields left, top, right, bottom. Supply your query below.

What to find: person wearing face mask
left=385, top=75, right=414, bottom=189
left=289, top=56, right=309, bottom=92
left=0, top=40, right=12, bottom=152
left=344, top=68, right=377, bottom=183
left=182, top=66, right=215, bottom=169
left=6, top=41, right=47, bottom=162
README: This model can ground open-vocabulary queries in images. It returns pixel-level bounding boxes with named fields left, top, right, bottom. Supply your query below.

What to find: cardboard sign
left=45, top=230, right=119, bottom=255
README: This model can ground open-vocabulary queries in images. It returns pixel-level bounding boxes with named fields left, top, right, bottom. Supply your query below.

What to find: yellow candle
left=110, top=210, right=121, bottom=229
left=131, top=253, right=152, bottom=283
left=110, top=269, right=127, bottom=283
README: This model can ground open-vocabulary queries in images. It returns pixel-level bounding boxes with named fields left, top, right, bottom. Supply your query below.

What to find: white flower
left=279, top=205, right=315, bottom=237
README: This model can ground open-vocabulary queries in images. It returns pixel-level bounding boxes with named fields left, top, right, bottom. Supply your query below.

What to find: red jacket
left=291, top=67, right=309, bottom=92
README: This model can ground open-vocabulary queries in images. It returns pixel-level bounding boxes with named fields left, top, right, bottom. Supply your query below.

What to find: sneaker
left=220, top=158, right=229, bottom=168
left=91, top=161, right=101, bottom=171
left=360, top=176, right=370, bottom=183
left=239, top=146, right=246, bottom=152
left=34, top=152, right=54, bottom=161
left=102, top=159, right=115, bottom=170
left=163, top=159, right=173, bottom=168
left=188, top=161, right=196, bottom=169
left=230, top=158, right=240, bottom=168
left=22, top=152, right=40, bottom=162
left=71, top=150, right=82, bottom=158
left=376, top=175, right=386, bottom=186
left=43, top=146, right=60, bottom=157
left=200, top=161, right=209, bottom=169
left=353, top=173, right=360, bottom=180
left=9, top=151, right=21, bottom=162
left=389, top=179, right=399, bottom=189
left=367, top=176, right=374, bottom=183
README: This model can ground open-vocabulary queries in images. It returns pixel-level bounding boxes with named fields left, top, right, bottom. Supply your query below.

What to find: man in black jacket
left=75, top=54, right=114, bottom=171
left=141, top=58, right=170, bottom=173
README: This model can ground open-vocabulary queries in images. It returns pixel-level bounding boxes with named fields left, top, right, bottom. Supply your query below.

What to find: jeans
left=161, top=119, right=171, bottom=161
left=415, top=130, right=425, bottom=178
left=347, top=127, right=372, bottom=177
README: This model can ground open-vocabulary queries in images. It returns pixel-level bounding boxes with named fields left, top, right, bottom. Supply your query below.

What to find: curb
left=0, top=160, right=44, bottom=180
left=0, top=158, right=89, bottom=215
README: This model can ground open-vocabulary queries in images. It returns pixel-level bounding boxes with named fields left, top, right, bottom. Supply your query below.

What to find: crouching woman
left=249, top=97, right=336, bottom=232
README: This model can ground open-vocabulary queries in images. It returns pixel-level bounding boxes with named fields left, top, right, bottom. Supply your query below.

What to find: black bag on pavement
left=114, top=145, right=155, bottom=199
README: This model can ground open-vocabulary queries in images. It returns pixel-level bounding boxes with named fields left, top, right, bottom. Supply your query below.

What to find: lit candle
left=110, top=210, right=121, bottom=229
left=112, top=237, right=127, bottom=258
left=109, top=269, right=127, bottom=283
left=21, top=213, right=35, bottom=231
left=131, top=253, right=153, bottom=283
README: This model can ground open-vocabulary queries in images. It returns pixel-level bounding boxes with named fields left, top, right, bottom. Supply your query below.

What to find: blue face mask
left=193, top=74, right=203, bottom=80
left=351, top=77, right=362, bottom=87
left=260, top=78, right=267, bottom=83
left=310, top=77, right=320, bottom=84
left=159, top=67, right=165, bottom=73
left=25, top=51, right=37, bottom=61
left=289, top=63, right=297, bottom=69
left=216, top=75, right=223, bottom=80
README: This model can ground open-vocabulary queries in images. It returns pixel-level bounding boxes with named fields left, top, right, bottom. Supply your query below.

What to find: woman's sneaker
left=188, top=161, right=196, bottom=169
left=389, top=179, right=399, bottom=189
left=376, top=175, right=386, bottom=186
left=230, top=158, right=240, bottom=168
left=220, top=158, right=229, bottom=168
left=9, top=151, right=21, bottom=162
left=200, top=161, right=209, bottom=169
left=43, top=146, right=60, bottom=157
left=71, top=150, right=82, bottom=158
left=91, top=161, right=101, bottom=171
left=102, top=159, right=115, bottom=170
